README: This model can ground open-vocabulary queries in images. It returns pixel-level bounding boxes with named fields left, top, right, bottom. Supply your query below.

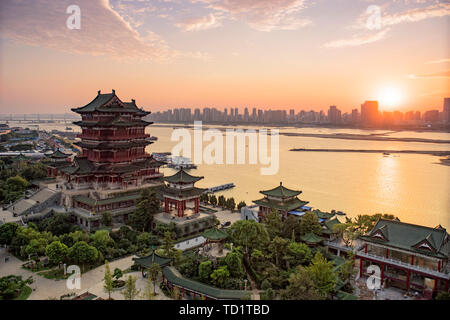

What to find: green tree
left=101, top=211, right=113, bottom=227
left=45, top=241, right=68, bottom=265
left=280, top=266, right=323, bottom=300
left=269, top=236, right=289, bottom=267
left=113, top=268, right=123, bottom=282
left=67, top=241, right=99, bottom=272
left=0, top=275, right=33, bottom=300
left=210, top=266, right=230, bottom=288
left=218, top=195, right=226, bottom=207
left=226, top=197, right=236, bottom=211
left=286, top=242, right=312, bottom=266
left=0, top=222, right=19, bottom=245
left=198, top=260, right=213, bottom=283
left=229, top=220, right=269, bottom=260
left=281, top=215, right=302, bottom=241
left=121, top=275, right=140, bottom=300
left=103, top=260, right=114, bottom=300
left=265, top=209, right=283, bottom=240
left=300, top=212, right=322, bottom=236
left=5, top=175, right=29, bottom=193
left=225, top=251, right=244, bottom=278
left=306, top=252, right=337, bottom=298
left=39, top=213, right=73, bottom=236
left=136, top=232, right=154, bottom=251
left=209, top=195, right=217, bottom=206
left=141, top=276, right=156, bottom=300
left=129, top=188, right=160, bottom=232
left=237, top=201, right=247, bottom=211
left=148, top=262, right=162, bottom=296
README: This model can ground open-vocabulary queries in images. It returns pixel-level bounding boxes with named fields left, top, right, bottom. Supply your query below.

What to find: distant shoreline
left=289, top=148, right=450, bottom=157
left=149, top=123, right=450, bottom=144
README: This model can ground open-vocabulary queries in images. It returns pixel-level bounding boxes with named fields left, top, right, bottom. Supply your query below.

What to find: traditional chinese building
left=162, top=169, right=207, bottom=218
left=42, top=150, right=71, bottom=177
left=253, top=182, right=309, bottom=220
left=61, top=90, right=163, bottom=190
left=58, top=90, right=165, bottom=230
left=357, top=219, right=449, bottom=297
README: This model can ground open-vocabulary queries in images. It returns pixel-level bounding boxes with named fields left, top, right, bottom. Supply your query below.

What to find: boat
left=383, top=152, right=390, bottom=156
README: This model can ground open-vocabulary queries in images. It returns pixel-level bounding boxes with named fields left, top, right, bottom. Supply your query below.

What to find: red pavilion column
left=380, top=263, right=385, bottom=286
left=359, top=258, right=363, bottom=277
left=164, top=198, right=169, bottom=213
left=195, top=198, right=199, bottom=213
left=406, top=270, right=411, bottom=293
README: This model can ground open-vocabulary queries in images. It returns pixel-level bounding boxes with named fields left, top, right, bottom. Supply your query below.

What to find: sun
left=378, top=87, right=403, bottom=110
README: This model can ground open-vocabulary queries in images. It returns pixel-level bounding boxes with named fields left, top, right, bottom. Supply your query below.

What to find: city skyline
left=0, top=0, right=449, bottom=114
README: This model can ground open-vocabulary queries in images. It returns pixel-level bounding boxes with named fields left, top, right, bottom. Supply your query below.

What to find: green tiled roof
left=202, top=228, right=228, bottom=241
left=49, top=150, right=70, bottom=158
left=162, top=266, right=247, bottom=300
left=133, top=251, right=172, bottom=268
left=260, top=182, right=301, bottom=199
left=300, top=232, right=324, bottom=244
left=360, top=219, right=450, bottom=259
left=164, top=169, right=203, bottom=184
left=313, top=210, right=335, bottom=220
left=324, top=217, right=340, bottom=231
left=71, top=91, right=150, bottom=116
left=253, top=197, right=308, bottom=212
left=12, top=153, right=29, bottom=161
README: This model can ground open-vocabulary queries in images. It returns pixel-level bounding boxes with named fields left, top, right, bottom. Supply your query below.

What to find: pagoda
left=162, top=169, right=207, bottom=217
left=61, top=90, right=163, bottom=190
left=57, top=90, right=165, bottom=230
left=253, top=182, right=309, bottom=220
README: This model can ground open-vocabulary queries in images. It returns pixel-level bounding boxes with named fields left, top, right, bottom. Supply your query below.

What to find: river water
left=13, top=121, right=450, bottom=228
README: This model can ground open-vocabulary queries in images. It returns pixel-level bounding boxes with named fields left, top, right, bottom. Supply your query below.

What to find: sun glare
left=378, top=87, right=403, bottom=110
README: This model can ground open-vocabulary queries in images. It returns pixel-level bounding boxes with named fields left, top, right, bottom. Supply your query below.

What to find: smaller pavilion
left=253, top=182, right=309, bottom=220
left=162, top=169, right=207, bottom=218
left=202, top=228, right=228, bottom=255
left=42, top=149, right=71, bottom=177
left=301, top=232, right=324, bottom=246
left=133, top=250, right=173, bottom=277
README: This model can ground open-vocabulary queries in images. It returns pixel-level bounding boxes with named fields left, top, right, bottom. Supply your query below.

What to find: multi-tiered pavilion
left=58, top=90, right=164, bottom=230
left=162, top=169, right=207, bottom=218
left=253, top=182, right=309, bottom=220
left=61, top=90, right=163, bottom=189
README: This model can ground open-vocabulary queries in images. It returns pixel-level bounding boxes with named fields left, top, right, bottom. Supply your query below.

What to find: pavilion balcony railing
left=356, top=251, right=450, bottom=280
left=77, top=134, right=149, bottom=140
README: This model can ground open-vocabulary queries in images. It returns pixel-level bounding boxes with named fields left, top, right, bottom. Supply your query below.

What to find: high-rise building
left=327, top=105, right=341, bottom=124
left=443, top=98, right=450, bottom=124
left=361, top=101, right=380, bottom=127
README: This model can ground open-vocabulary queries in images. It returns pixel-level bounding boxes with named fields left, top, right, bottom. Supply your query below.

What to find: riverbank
left=289, top=148, right=450, bottom=156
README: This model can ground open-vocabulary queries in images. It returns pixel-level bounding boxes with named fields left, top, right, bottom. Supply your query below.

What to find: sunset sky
left=0, top=0, right=449, bottom=114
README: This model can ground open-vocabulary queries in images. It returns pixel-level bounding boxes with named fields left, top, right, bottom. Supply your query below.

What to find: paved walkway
left=0, top=247, right=136, bottom=300
left=83, top=271, right=172, bottom=300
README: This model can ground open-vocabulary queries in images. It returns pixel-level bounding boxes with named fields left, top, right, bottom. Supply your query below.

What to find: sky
left=0, top=0, right=449, bottom=114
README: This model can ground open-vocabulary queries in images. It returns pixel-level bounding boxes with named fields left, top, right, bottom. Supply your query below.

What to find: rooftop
left=360, top=218, right=449, bottom=259
left=260, top=182, right=302, bottom=199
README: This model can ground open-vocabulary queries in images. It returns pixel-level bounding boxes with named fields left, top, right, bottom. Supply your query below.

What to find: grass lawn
left=37, top=268, right=68, bottom=280
left=14, top=285, right=32, bottom=300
